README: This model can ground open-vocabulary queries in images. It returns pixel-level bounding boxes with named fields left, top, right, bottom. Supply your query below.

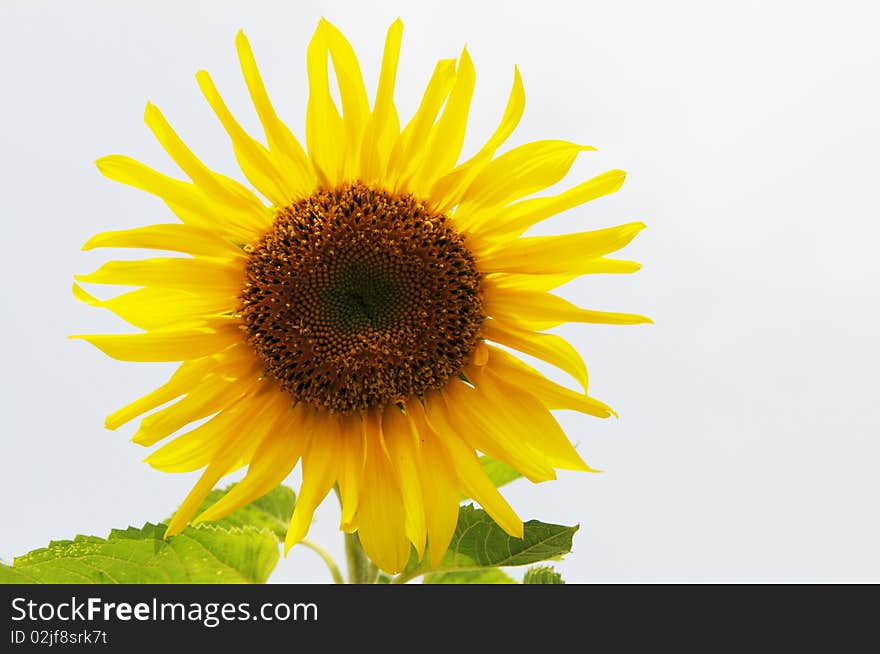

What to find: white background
left=2, top=0, right=879, bottom=582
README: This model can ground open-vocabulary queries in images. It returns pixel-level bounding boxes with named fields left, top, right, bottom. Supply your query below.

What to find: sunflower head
left=73, top=18, right=649, bottom=574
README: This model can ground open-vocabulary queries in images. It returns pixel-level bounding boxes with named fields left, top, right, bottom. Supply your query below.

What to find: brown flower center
left=239, top=182, right=483, bottom=414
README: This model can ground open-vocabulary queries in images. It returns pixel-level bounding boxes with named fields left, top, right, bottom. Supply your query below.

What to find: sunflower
left=73, top=18, right=649, bottom=574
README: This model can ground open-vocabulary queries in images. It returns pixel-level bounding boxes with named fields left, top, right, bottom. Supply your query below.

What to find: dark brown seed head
left=239, top=182, right=483, bottom=414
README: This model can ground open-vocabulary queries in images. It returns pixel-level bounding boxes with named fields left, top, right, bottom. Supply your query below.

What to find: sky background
left=2, top=0, right=879, bottom=582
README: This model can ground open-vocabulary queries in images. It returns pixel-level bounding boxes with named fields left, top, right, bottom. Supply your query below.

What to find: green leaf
left=523, top=565, right=565, bottom=584
left=423, top=568, right=516, bottom=584
left=0, top=523, right=279, bottom=584
left=479, top=455, right=523, bottom=489
left=179, top=483, right=297, bottom=539
left=442, top=504, right=578, bottom=569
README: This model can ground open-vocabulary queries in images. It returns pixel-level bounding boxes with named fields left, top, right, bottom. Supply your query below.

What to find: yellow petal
left=386, top=58, right=457, bottom=187
left=71, top=321, right=241, bottom=362
left=430, top=66, right=525, bottom=212
left=481, top=318, right=589, bottom=391
left=434, top=381, right=556, bottom=483
left=355, top=408, right=411, bottom=573
left=163, top=385, right=276, bottom=535
left=104, top=355, right=221, bottom=430
left=132, top=373, right=255, bottom=446
left=195, top=70, right=296, bottom=206
left=485, top=345, right=615, bottom=418
left=75, top=257, right=243, bottom=294
left=147, top=381, right=266, bottom=473
left=95, top=156, right=269, bottom=241
left=359, top=19, right=403, bottom=183
left=164, top=465, right=230, bottom=537
left=143, top=102, right=266, bottom=214
left=420, top=398, right=523, bottom=538
left=72, top=284, right=234, bottom=331
left=337, top=414, right=364, bottom=530
left=285, top=413, right=340, bottom=552
left=474, top=169, right=627, bottom=239
left=409, top=47, right=476, bottom=195
left=477, top=222, right=645, bottom=275
left=321, top=19, right=370, bottom=180
left=478, top=368, right=595, bottom=472
left=235, top=31, right=315, bottom=195
left=484, top=259, right=642, bottom=295
left=458, top=140, right=595, bottom=221
left=484, top=285, right=652, bottom=329
left=82, top=223, right=244, bottom=258
left=407, top=399, right=469, bottom=566
left=306, top=22, right=345, bottom=186
left=383, top=405, right=426, bottom=558
left=485, top=271, right=582, bottom=292
left=195, top=399, right=306, bottom=524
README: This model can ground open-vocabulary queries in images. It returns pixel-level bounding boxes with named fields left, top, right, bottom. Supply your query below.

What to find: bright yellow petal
left=95, top=156, right=270, bottom=241
left=386, top=58, right=457, bottom=187
left=485, top=259, right=642, bottom=294
left=285, top=413, right=340, bottom=552
left=434, top=382, right=556, bottom=483
left=476, top=367, right=595, bottom=472
left=407, top=399, right=469, bottom=566
left=420, top=399, right=523, bottom=538
left=82, top=224, right=243, bottom=258
left=485, top=345, right=615, bottom=418
left=73, top=284, right=234, bottom=331
left=337, top=414, right=364, bottom=531
left=195, top=70, right=296, bottom=206
left=71, top=321, right=241, bottom=362
left=481, top=318, right=589, bottom=391
left=104, top=354, right=222, bottom=429
left=321, top=19, right=370, bottom=180
left=235, top=30, right=315, bottom=195
left=75, top=257, right=243, bottom=294
left=131, top=373, right=255, bottom=446
left=355, top=409, right=411, bottom=574
left=485, top=271, right=581, bottom=292
left=430, top=66, right=525, bottom=212
left=305, top=22, right=345, bottom=186
left=147, top=381, right=265, bottom=474
left=477, top=222, right=645, bottom=275
left=163, top=384, right=276, bottom=535
left=195, top=399, right=306, bottom=524
left=359, top=19, right=403, bottom=183
left=484, top=284, right=652, bottom=329
left=457, top=140, right=595, bottom=224
left=472, top=169, right=627, bottom=239
left=143, top=102, right=266, bottom=214
left=383, top=405, right=426, bottom=558
left=409, top=47, right=476, bottom=195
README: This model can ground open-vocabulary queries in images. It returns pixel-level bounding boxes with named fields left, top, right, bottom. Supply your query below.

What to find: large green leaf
left=423, top=568, right=516, bottom=584
left=1, top=484, right=298, bottom=584
left=0, top=523, right=279, bottom=584
left=442, top=504, right=578, bottom=569
left=174, top=483, right=296, bottom=539
left=523, top=565, right=565, bottom=584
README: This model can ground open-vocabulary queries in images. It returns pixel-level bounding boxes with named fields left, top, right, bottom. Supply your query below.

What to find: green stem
left=299, top=539, right=345, bottom=585
left=344, top=532, right=379, bottom=584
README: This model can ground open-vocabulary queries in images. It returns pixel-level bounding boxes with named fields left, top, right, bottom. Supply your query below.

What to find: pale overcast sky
left=2, top=0, right=879, bottom=582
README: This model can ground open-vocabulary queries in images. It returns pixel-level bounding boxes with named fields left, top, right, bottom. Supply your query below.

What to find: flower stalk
left=344, top=532, right=379, bottom=584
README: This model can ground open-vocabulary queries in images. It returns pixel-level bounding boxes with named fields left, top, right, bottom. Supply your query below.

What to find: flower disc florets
left=240, top=182, right=484, bottom=413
